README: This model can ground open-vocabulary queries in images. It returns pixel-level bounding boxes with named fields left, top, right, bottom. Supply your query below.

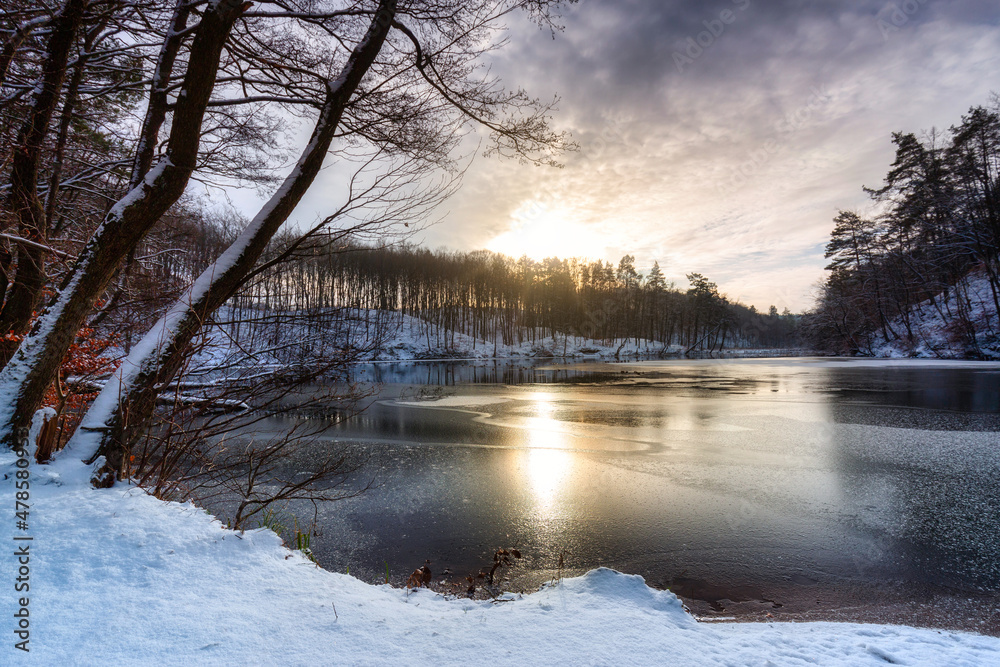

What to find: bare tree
left=0, top=0, right=89, bottom=347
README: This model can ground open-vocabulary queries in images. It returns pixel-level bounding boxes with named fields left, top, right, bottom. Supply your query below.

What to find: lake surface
left=235, top=358, right=1000, bottom=633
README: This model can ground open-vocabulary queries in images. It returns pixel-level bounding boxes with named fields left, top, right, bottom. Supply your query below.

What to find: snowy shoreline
left=176, top=302, right=1000, bottom=376
left=4, top=450, right=1000, bottom=665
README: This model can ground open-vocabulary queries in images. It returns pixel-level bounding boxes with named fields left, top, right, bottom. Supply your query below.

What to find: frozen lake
left=242, top=358, right=1000, bottom=633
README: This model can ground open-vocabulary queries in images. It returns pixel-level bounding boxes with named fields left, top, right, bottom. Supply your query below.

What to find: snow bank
left=369, top=314, right=681, bottom=361
left=4, top=453, right=999, bottom=665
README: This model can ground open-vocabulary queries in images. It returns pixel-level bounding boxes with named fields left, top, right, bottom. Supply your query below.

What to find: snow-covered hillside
left=870, top=272, right=1000, bottom=360
left=5, top=448, right=1000, bottom=665
left=186, top=308, right=688, bottom=371
left=369, top=313, right=683, bottom=361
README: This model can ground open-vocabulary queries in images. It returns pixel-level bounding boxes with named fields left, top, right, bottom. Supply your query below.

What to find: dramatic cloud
left=414, top=0, right=1000, bottom=310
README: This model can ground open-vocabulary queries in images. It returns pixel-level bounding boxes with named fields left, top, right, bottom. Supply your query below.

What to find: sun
left=486, top=201, right=606, bottom=261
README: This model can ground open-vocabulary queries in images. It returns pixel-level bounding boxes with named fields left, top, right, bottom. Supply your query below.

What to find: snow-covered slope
left=185, top=307, right=685, bottom=370
left=5, top=450, right=1000, bottom=665
left=871, top=271, right=1000, bottom=359
left=370, top=313, right=682, bottom=361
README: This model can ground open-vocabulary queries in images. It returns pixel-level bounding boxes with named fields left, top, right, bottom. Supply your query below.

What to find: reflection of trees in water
left=355, top=360, right=602, bottom=386
left=824, top=367, right=1000, bottom=415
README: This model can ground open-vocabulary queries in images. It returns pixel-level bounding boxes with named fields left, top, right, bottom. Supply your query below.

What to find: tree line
left=806, top=99, right=1000, bottom=356
left=211, top=236, right=801, bottom=358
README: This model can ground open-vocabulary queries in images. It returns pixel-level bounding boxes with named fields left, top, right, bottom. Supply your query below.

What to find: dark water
left=240, top=358, right=1000, bottom=633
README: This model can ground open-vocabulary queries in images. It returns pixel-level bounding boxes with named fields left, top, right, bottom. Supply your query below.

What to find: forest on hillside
left=215, top=241, right=802, bottom=357
left=108, top=220, right=802, bottom=361
left=805, top=99, right=1000, bottom=358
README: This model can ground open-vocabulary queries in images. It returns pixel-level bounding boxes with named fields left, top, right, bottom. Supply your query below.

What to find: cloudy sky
left=243, top=0, right=1000, bottom=312
left=410, top=0, right=1000, bottom=311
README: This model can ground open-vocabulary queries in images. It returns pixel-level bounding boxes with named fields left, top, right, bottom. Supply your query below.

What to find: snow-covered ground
left=368, top=314, right=681, bottom=360
left=5, top=448, right=1000, bottom=665
left=871, top=271, right=1000, bottom=360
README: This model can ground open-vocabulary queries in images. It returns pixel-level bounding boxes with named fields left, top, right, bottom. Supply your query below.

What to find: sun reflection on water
left=521, top=393, right=574, bottom=509
left=526, top=448, right=573, bottom=507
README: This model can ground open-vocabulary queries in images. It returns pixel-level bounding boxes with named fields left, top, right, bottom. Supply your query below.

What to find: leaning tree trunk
left=0, top=0, right=247, bottom=454
left=76, top=0, right=399, bottom=484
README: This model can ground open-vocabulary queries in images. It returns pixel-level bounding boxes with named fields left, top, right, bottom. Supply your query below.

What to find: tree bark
left=43, top=17, right=107, bottom=231
left=0, top=0, right=89, bottom=361
left=0, top=0, right=247, bottom=453
left=129, top=0, right=191, bottom=190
